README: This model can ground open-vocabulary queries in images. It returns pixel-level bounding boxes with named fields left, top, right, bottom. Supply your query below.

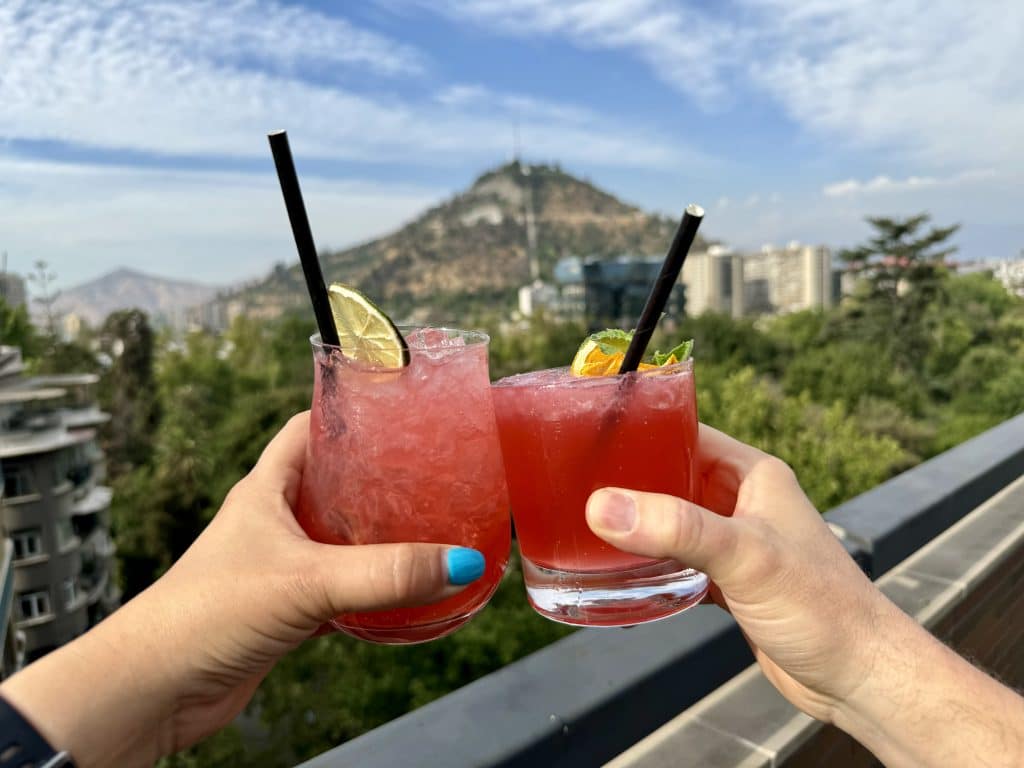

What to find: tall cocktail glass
left=296, top=328, right=510, bottom=644
left=491, top=359, right=708, bottom=626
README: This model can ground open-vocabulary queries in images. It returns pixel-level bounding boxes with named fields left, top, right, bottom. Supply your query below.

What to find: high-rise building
left=681, top=242, right=834, bottom=318
left=0, top=347, right=119, bottom=664
left=582, top=256, right=685, bottom=332
left=680, top=245, right=741, bottom=316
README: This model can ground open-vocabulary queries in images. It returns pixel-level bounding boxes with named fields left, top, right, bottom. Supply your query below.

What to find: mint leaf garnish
left=652, top=339, right=694, bottom=366
left=590, top=329, right=634, bottom=356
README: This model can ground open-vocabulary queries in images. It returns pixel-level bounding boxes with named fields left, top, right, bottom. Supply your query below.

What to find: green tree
left=27, top=259, right=61, bottom=338
left=675, top=312, right=781, bottom=373
left=0, top=296, right=38, bottom=354
left=486, top=311, right=586, bottom=379
left=840, top=213, right=959, bottom=370
left=99, top=310, right=160, bottom=477
left=699, top=366, right=908, bottom=510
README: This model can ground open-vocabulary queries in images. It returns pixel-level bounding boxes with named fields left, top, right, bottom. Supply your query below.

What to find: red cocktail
left=296, top=329, right=510, bottom=644
left=491, top=360, right=707, bottom=626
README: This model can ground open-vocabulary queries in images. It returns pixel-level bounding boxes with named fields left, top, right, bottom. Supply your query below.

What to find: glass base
left=522, top=556, right=709, bottom=627
left=331, top=609, right=480, bottom=645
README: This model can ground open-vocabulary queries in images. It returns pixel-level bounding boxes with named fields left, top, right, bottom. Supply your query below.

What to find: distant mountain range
left=53, top=268, right=221, bottom=327
left=214, top=161, right=708, bottom=324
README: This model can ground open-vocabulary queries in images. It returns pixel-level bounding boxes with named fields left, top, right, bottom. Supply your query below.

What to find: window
left=18, top=590, right=51, bottom=620
left=61, top=578, right=78, bottom=609
left=2, top=464, right=33, bottom=498
left=11, top=528, right=43, bottom=560
left=54, top=517, right=77, bottom=551
left=52, top=451, right=71, bottom=486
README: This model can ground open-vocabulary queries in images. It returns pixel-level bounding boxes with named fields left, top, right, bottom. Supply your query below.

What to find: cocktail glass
left=296, top=328, right=511, bottom=644
left=491, top=359, right=708, bottom=626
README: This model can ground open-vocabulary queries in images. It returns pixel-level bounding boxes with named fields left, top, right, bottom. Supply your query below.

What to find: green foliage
left=674, top=312, right=781, bottom=373
left=99, top=309, right=159, bottom=476
left=839, top=213, right=958, bottom=371
left=110, top=315, right=312, bottom=598
left=0, top=297, right=39, bottom=354
left=698, top=366, right=908, bottom=510
left=486, top=312, right=588, bottom=379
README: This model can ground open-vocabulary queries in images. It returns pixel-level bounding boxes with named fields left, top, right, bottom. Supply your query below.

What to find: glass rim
left=492, top=357, right=694, bottom=389
left=310, top=326, right=490, bottom=353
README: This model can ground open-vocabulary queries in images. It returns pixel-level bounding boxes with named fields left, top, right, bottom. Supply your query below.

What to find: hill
left=53, top=268, right=221, bottom=327
left=223, top=162, right=706, bottom=323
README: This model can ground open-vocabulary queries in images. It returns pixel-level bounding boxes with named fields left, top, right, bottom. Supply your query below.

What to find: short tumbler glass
left=491, top=360, right=708, bottom=626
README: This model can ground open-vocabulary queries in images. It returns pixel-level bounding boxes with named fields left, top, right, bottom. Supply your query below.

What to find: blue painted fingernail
left=446, top=547, right=485, bottom=585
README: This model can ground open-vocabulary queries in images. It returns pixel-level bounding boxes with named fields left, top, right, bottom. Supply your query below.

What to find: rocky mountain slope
left=224, top=162, right=706, bottom=323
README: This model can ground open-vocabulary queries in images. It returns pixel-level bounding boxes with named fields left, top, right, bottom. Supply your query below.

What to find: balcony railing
left=298, top=412, right=1024, bottom=768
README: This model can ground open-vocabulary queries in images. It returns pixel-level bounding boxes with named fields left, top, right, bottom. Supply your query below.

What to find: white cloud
left=0, top=0, right=695, bottom=171
left=419, top=0, right=741, bottom=107
left=0, top=155, right=442, bottom=290
left=748, top=0, right=1024, bottom=168
left=823, top=169, right=998, bottom=197
left=424, top=0, right=1024, bottom=170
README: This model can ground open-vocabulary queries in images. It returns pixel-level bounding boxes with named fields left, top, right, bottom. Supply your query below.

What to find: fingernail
left=595, top=490, right=637, bottom=533
left=446, top=547, right=485, bottom=585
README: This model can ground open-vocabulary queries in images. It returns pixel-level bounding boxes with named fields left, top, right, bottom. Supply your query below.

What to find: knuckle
left=738, top=519, right=787, bottom=582
left=387, top=543, right=431, bottom=602
left=286, top=411, right=310, bottom=430
left=761, top=455, right=799, bottom=485
left=280, top=558, right=334, bottom=620
left=666, top=497, right=703, bottom=554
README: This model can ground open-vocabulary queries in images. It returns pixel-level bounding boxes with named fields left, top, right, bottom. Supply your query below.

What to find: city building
left=517, top=281, right=561, bottom=318
left=991, top=257, right=1024, bottom=298
left=681, top=242, right=835, bottom=318
left=582, top=255, right=684, bottom=332
left=741, top=242, right=834, bottom=316
left=0, top=271, right=27, bottom=310
left=515, top=256, right=586, bottom=320
left=0, top=534, right=23, bottom=678
left=0, top=347, right=118, bottom=664
left=680, top=245, right=743, bottom=317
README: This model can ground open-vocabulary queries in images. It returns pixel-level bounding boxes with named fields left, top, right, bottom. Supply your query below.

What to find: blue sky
left=1, top=0, right=1022, bottom=291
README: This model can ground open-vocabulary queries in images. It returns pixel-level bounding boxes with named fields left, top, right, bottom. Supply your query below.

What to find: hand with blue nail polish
left=1, top=412, right=488, bottom=768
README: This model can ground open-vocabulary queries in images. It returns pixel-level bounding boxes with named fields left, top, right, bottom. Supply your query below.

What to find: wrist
left=0, top=592, right=180, bottom=767
left=830, top=606, right=1024, bottom=768
left=830, top=600, right=928, bottom=729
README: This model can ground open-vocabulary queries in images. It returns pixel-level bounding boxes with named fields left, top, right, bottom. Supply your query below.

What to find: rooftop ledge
left=299, top=412, right=1024, bottom=768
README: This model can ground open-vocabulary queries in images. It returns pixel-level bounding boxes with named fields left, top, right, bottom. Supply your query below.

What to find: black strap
left=0, top=696, right=76, bottom=768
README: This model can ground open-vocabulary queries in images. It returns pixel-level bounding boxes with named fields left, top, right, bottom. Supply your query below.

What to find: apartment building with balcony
left=0, top=535, right=23, bottom=678
left=0, top=347, right=119, bottom=664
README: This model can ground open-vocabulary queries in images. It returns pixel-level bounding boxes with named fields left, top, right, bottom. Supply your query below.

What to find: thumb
left=586, top=488, right=746, bottom=587
left=305, top=542, right=486, bottom=618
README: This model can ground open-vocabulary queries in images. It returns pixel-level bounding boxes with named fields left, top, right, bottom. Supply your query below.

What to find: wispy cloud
left=748, top=0, right=1024, bottom=168
left=423, top=0, right=1024, bottom=169
left=823, top=169, right=998, bottom=198
left=0, top=0, right=694, bottom=170
left=419, top=0, right=741, bottom=107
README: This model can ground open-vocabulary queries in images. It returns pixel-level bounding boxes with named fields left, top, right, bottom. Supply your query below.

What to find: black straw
left=619, top=203, right=705, bottom=373
left=267, top=130, right=340, bottom=347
